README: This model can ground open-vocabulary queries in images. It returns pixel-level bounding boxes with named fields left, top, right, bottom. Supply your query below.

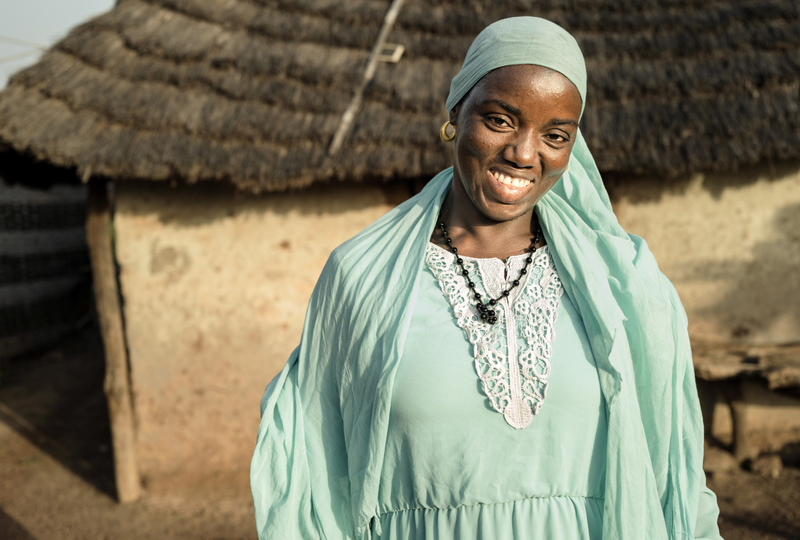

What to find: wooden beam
left=86, top=178, right=141, bottom=503
left=718, top=378, right=752, bottom=464
left=327, top=0, right=406, bottom=156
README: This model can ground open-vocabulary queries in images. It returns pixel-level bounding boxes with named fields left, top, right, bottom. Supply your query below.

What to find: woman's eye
left=487, top=117, right=509, bottom=128
left=547, top=133, right=568, bottom=143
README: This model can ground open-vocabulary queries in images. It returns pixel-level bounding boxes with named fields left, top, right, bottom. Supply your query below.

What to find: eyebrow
left=481, top=99, right=579, bottom=128
left=483, top=99, right=522, bottom=116
left=550, top=118, right=580, bottom=128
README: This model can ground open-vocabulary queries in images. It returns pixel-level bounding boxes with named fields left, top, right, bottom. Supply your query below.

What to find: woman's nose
left=503, top=130, right=539, bottom=170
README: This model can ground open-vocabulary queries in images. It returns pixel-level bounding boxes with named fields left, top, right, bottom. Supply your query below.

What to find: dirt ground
left=0, top=324, right=798, bottom=540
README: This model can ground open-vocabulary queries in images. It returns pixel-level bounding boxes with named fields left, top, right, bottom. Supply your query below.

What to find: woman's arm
left=250, top=348, right=355, bottom=539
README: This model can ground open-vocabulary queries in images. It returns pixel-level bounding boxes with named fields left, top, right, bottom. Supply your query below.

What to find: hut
left=0, top=0, right=798, bottom=502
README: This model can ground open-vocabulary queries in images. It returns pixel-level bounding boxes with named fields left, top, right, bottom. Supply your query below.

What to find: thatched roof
left=0, top=0, right=798, bottom=191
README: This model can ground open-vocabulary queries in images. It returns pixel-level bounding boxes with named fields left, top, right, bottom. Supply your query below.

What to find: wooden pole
left=327, top=0, right=406, bottom=156
left=86, top=178, right=141, bottom=503
left=719, top=378, right=751, bottom=464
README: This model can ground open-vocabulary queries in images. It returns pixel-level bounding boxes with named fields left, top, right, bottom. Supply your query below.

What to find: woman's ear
left=448, top=105, right=460, bottom=127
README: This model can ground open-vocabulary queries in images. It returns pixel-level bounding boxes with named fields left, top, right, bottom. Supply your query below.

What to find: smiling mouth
left=491, top=170, right=531, bottom=188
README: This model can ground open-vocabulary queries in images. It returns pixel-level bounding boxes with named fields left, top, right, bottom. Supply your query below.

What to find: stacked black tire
left=0, top=176, right=92, bottom=360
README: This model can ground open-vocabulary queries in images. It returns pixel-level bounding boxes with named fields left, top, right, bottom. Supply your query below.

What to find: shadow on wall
left=657, top=202, right=800, bottom=342
left=605, top=159, right=800, bottom=204
left=688, top=203, right=800, bottom=342
left=113, top=177, right=420, bottom=230
left=602, top=158, right=800, bottom=344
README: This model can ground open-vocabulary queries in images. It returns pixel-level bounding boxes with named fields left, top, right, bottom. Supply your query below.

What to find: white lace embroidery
left=425, top=243, right=564, bottom=429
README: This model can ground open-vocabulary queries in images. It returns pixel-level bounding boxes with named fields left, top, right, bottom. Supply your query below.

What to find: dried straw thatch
left=0, top=0, right=797, bottom=192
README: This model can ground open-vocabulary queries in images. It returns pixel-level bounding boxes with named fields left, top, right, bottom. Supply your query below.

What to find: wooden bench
left=693, top=343, right=800, bottom=463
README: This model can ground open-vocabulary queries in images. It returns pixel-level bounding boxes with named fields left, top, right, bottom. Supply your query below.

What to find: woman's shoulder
left=326, top=170, right=452, bottom=274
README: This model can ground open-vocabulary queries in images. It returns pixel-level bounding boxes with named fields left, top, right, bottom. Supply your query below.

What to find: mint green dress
left=250, top=169, right=724, bottom=540
left=376, top=244, right=607, bottom=538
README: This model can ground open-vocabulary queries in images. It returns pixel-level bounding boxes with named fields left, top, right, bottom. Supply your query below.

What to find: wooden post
left=86, top=178, right=141, bottom=503
left=719, top=378, right=751, bottom=464
left=695, top=378, right=717, bottom=439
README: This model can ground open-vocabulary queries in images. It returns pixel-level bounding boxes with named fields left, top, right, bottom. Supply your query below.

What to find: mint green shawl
left=251, top=17, right=720, bottom=540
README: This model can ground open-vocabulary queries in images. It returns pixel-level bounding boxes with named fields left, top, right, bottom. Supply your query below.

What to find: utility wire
left=0, top=49, right=42, bottom=65
left=0, top=35, right=47, bottom=50
left=0, top=35, right=48, bottom=65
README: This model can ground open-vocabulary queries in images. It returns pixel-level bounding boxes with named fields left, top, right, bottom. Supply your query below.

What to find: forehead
left=466, top=64, right=582, bottom=118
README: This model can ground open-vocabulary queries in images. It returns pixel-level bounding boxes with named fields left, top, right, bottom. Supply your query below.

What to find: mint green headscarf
left=446, top=17, right=587, bottom=117
left=252, top=17, right=720, bottom=540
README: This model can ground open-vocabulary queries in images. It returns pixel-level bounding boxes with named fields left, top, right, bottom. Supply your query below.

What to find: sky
left=0, top=0, right=116, bottom=89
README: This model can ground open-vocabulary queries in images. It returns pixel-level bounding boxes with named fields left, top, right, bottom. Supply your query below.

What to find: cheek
left=459, top=144, right=502, bottom=183
left=541, top=145, right=570, bottom=167
left=458, top=122, right=502, bottom=161
left=454, top=142, right=482, bottom=183
left=542, top=176, right=561, bottom=193
left=537, top=171, right=566, bottom=200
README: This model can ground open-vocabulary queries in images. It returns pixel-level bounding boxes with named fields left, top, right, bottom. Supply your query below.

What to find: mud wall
left=113, top=181, right=401, bottom=497
left=610, top=160, right=800, bottom=345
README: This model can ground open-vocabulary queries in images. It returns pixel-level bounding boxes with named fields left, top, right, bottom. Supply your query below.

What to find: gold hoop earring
left=440, top=121, right=455, bottom=142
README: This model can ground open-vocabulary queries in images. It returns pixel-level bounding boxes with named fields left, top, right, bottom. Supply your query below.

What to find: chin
left=478, top=202, right=533, bottom=223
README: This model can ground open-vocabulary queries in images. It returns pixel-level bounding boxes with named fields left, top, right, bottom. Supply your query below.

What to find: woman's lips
left=491, top=170, right=531, bottom=188
left=487, top=169, right=533, bottom=203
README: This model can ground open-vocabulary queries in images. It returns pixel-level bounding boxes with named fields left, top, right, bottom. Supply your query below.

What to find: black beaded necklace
left=437, top=216, right=541, bottom=325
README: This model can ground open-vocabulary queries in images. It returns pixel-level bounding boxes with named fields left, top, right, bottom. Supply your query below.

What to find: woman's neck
left=431, top=179, right=544, bottom=260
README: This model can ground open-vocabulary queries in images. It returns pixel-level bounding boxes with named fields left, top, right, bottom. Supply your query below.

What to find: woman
left=251, top=17, right=723, bottom=540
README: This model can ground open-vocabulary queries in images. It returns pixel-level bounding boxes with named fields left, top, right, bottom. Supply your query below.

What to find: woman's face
left=449, top=64, right=582, bottom=223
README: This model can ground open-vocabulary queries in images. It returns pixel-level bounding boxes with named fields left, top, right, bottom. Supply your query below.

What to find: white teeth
left=492, top=171, right=529, bottom=188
